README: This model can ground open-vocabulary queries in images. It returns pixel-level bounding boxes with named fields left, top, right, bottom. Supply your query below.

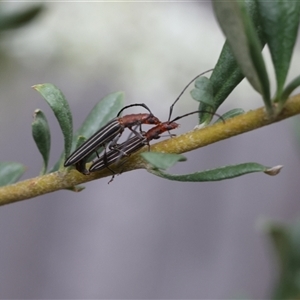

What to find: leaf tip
left=32, top=108, right=42, bottom=119
left=264, top=165, right=283, bottom=176
left=67, top=185, right=85, bottom=192
left=32, top=84, right=41, bottom=90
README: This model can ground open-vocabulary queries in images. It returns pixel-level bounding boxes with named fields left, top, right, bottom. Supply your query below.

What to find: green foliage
left=0, top=4, right=44, bottom=31
left=213, top=0, right=271, bottom=113
left=148, top=162, right=281, bottom=182
left=206, top=41, right=245, bottom=117
left=33, top=84, right=73, bottom=163
left=196, top=0, right=267, bottom=123
left=191, top=75, right=246, bottom=124
left=140, top=152, right=187, bottom=170
left=282, top=75, right=300, bottom=104
left=190, top=76, right=215, bottom=124
left=207, top=0, right=300, bottom=116
left=215, top=108, right=245, bottom=124
left=0, top=162, right=26, bottom=187
left=264, top=219, right=300, bottom=299
left=256, top=0, right=300, bottom=102
left=32, top=109, right=51, bottom=174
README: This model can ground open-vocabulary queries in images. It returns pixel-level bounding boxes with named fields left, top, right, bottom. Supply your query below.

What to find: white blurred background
left=0, top=2, right=300, bottom=298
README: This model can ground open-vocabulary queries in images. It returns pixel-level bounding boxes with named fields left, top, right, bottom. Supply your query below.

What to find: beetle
left=64, top=103, right=161, bottom=174
left=88, top=121, right=179, bottom=174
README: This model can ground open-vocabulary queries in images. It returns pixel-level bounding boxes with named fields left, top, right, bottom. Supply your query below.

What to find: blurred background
left=0, top=2, right=300, bottom=298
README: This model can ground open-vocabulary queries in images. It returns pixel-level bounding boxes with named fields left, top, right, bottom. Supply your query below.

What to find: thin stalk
left=1, top=93, right=300, bottom=206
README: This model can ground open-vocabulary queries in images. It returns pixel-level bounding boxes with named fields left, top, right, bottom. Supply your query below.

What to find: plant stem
left=1, top=93, right=300, bottom=206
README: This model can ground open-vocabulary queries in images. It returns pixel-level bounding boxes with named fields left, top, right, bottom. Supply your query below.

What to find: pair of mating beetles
left=64, top=70, right=217, bottom=176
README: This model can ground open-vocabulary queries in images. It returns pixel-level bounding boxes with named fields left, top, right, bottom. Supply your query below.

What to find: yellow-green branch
left=1, top=94, right=300, bottom=206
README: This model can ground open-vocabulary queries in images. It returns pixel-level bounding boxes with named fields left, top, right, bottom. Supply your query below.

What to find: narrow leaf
left=0, top=5, right=44, bottom=30
left=0, top=162, right=26, bottom=187
left=148, top=162, right=279, bottom=182
left=190, top=77, right=215, bottom=124
left=75, top=135, right=87, bottom=149
left=281, top=75, right=300, bottom=105
left=32, top=83, right=73, bottom=164
left=215, top=108, right=245, bottom=124
left=263, top=219, right=300, bottom=300
left=66, top=185, right=85, bottom=192
left=191, top=77, right=214, bottom=106
left=141, top=152, right=186, bottom=170
left=257, top=0, right=300, bottom=100
left=212, top=0, right=271, bottom=114
left=208, top=41, right=245, bottom=112
left=262, top=221, right=290, bottom=269
left=32, top=109, right=51, bottom=174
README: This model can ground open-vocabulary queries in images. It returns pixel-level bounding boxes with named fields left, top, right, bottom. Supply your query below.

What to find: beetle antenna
left=117, top=103, right=153, bottom=117
left=170, top=110, right=224, bottom=123
left=168, top=69, right=213, bottom=121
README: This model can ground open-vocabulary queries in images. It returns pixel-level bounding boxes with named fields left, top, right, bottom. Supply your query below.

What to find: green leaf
left=262, top=219, right=300, bottom=299
left=0, top=5, right=44, bottom=30
left=0, top=162, right=26, bottom=187
left=32, top=83, right=73, bottom=165
left=191, top=77, right=214, bottom=107
left=281, top=75, right=300, bottom=104
left=214, top=108, right=245, bottom=124
left=190, top=77, right=215, bottom=124
left=256, top=0, right=300, bottom=101
left=148, top=162, right=282, bottom=182
left=200, top=0, right=266, bottom=123
left=262, top=221, right=290, bottom=272
left=66, top=185, right=85, bottom=192
left=208, top=41, right=245, bottom=113
left=75, top=135, right=87, bottom=148
left=141, top=152, right=187, bottom=170
left=32, top=109, right=51, bottom=174
left=212, top=0, right=272, bottom=114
